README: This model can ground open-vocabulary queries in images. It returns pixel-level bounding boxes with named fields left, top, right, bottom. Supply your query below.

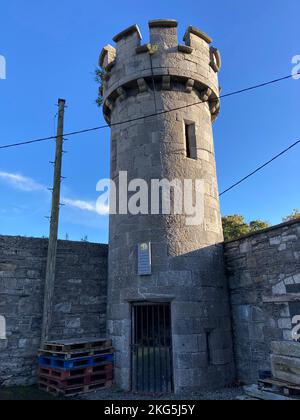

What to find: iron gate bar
left=147, top=305, right=151, bottom=389
left=152, top=305, right=155, bottom=392
left=163, top=304, right=168, bottom=392
left=158, top=305, right=162, bottom=393
left=142, top=305, right=145, bottom=392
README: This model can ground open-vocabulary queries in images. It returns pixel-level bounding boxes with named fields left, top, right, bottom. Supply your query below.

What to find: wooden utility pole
left=41, top=98, right=66, bottom=344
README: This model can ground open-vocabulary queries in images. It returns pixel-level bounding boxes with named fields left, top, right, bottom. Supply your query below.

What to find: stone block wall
left=0, top=236, right=108, bottom=386
left=225, top=219, right=300, bottom=384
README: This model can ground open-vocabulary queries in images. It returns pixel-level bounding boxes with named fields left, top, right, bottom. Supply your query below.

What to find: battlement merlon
left=149, top=19, right=178, bottom=49
left=99, top=21, right=222, bottom=123
left=184, top=26, right=213, bottom=47
left=99, top=45, right=116, bottom=69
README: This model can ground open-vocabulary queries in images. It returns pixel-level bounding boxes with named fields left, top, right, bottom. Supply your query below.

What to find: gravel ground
left=0, top=385, right=244, bottom=400
left=79, top=385, right=244, bottom=401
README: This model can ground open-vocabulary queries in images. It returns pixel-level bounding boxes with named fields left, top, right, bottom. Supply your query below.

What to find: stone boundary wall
left=0, top=236, right=108, bottom=386
left=224, top=219, right=300, bottom=384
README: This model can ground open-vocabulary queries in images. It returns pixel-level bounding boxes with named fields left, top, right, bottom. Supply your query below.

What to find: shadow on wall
left=0, top=236, right=108, bottom=387
left=224, top=218, right=300, bottom=384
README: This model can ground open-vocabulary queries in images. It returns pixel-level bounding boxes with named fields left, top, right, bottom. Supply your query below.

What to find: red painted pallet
left=39, top=363, right=113, bottom=380
left=39, top=379, right=113, bottom=397
left=39, top=370, right=113, bottom=389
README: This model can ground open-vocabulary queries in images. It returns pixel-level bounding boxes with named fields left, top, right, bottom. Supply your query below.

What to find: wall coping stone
left=224, top=217, right=300, bottom=245
left=113, top=24, right=142, bottom=43
left=0, top=235, right=108, bottom=248
left=149, top=19, right=178, bottom=28
left=184, top=26, right=213, bottom=45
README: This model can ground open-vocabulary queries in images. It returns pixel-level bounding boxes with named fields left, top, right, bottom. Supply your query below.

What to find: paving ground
left=0, top=385, right=244, bottom=401
left=0, top=386, right=61, bottom=400
left=79, top=385, right=243, bottom=401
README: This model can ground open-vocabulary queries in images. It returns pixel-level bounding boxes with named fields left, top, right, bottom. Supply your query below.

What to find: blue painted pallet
left=39, top=353, right=114, bottom=370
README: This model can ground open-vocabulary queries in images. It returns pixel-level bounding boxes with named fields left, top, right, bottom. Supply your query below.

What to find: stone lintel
left=113, top=24, right=142, bottom=43
left=184, top=26, right=213, bottom=45
left=149, top=19, right=178, bottom=28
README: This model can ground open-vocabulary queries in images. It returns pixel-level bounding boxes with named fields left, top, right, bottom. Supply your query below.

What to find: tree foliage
left=282, top=209, right=300, bottom=222
left=222, top=215, right=270, bottom=242
left=95, top=68, right=106, bottom=107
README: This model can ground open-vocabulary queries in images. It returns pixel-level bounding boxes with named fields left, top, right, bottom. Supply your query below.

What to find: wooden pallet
left=39, top=370, right=113, bottom=389
left=39, top=346, right=115, bottom=360
left=42, top=338, right=112, bottom=353
left=39, top=363, right=113, bottom=381
left=39, top=352, right=114, bottom=370
left=39, top=379, right=113, bottom=397
left=244, top=385, right=294, bottom=401
left=258, top=378, right=300, bottom=398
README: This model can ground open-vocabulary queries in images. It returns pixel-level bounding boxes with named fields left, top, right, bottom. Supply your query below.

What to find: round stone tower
left=99, top=20, right=234, bottom=392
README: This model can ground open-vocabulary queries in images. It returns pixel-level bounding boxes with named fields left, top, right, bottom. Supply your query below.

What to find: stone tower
left=99, top=20, right=234, bottom=392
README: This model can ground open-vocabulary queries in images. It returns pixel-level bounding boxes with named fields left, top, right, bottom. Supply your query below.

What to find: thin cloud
left=0, top=170, right=108, bottom=216
left=61, top=197, right=109, bottom=216
left=0, top=171, right=45, bottom=192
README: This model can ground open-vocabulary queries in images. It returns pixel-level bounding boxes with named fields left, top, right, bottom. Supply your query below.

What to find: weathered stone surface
left=0, top=236, right=108, bottom=386
left=271, top=354, right=300, bottom=385
left=271, top=341, right=300, bottom=358
left=103, top=21, right=233, bottom=392
left=225, top=219, right=300, bottom=384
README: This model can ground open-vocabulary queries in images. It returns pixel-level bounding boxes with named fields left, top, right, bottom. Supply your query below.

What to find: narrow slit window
left=184, top=122, right=197, bottom=160
left=206, top=331, right=212, bottom=365
left=111, top=137, right=117, bottom=174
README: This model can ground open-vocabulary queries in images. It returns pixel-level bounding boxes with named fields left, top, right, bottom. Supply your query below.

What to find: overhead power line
left=0, top=72, right=298, bottom=151
left=219, top=139, right=300, bottom=196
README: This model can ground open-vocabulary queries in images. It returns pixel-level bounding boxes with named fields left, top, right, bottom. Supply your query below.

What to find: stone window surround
left=0, top=315, right=6, bottom=340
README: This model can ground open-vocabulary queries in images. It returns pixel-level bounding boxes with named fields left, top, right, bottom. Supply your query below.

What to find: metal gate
left=131, top=303, right=173, bottom=393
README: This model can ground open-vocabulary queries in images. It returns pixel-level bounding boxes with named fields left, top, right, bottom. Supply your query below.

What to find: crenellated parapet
left=99, top=20, right=222, bottom=124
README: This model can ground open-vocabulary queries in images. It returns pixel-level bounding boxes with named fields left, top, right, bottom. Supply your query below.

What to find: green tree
left=222, top=215, right=270, bottom=241
left=283, top=209, right=300, bottom=222
left=222, top=215, right=250, bottom=242
left=95, top=68, right=107, bottom=107
left=249, top=220, right=270, bottom=232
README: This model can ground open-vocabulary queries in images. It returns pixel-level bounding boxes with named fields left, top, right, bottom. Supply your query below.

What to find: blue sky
left=0, top=0, right=299, bottom=244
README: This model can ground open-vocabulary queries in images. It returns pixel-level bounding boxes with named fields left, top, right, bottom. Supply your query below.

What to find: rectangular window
left=138, top=243, right=152, bottom=276
left=184, top=122, right=197, bottom=160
